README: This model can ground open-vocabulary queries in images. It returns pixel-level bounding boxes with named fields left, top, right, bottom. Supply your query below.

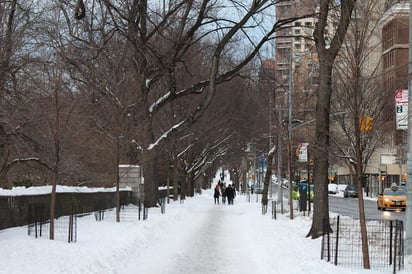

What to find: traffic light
left=365, top=116, right=373, bottom=131
left=360, top=115, right=373, bottom=131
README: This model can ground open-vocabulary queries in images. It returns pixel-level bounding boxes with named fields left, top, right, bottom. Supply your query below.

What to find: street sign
left=297, top=143, right=309, bottom=162
left=395, top=89, right=408, bottom=130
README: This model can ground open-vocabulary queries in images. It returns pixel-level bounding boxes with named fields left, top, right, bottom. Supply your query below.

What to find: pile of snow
left=0, top=185, right=132, bottom=196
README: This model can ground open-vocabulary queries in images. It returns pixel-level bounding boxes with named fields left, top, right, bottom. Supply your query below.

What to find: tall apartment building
left=274, top=1, right=321, bottom=123
left=273, top=1, right=408, bottom=188
left=381, top=0, right=409, bottom=140
left=275, top=1, right=319, bottom=94
left=378, top=0, right=410, bottom=186
left=272, top=1, right=320, bottom=181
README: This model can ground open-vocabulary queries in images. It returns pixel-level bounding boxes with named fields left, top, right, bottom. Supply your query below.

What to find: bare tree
left=330, top=1, right=385, bottom=268
left=0, top=1, right=48, bottom=186
left=61, top=0, right=313, bottom=207
left=22, top=57, right=83, bottom=239
left=307, top=0, right=356, bottom=239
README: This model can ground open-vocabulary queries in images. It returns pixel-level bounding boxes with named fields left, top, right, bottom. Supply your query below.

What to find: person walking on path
left=226, top=184, right=236, bottom=205
left=221, top=183, right=227, bottom=204
left=213, top=186, right=220, bottom=204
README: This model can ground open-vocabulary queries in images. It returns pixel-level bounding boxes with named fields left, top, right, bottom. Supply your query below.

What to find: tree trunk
left=356, top=168, right=370, bottom=268
left=0, top=127, right=10, bottom=188
left=355, top=112, right=370, bottom=268
left=307, top=62, right=333, bottom=238
left=115, top=128, right=120, bottom=222
left=262, top=153, right=274, bottom=206
left=241, top=168, right=247, bottom=194
left=307, top=0, right=356, bottom=239
left=186, top=172, right=194, bottom=197
left=142, top=148, right=159, bottom=207
left=49, top=173, right=57, bottom=240
left=173, top=161, right=179, bottom=201
left=116, top=159, right=120, bottom=222
left=180, top=173, right=187, bottom=201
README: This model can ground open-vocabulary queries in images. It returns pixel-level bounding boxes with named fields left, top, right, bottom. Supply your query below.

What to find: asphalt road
left=271, top=184, right=405, bottom=222
left=328, top=195, right=405, bottom=222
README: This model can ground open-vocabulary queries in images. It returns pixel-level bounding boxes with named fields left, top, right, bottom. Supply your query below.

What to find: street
left=270, top=183, right=405, bottom=222
left=328, top=195, right=405, bottom=222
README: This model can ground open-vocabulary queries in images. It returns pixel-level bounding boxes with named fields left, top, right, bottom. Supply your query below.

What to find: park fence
left=27, top=206, right=78, bottom=243
left=321, top=216, right=404, bottom=273
left=0, top=191, right=134, bottom=230
left=24, top=196, right=167, bottom=242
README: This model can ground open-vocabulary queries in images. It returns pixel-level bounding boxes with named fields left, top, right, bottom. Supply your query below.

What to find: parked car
left=292, top=181, right=314, bottom=202
left=254, top=186, right=263, bottom=194
left=377, top=185, right=406, bottom=211
left=343, top=185, right=358, bottom=198
left=328, top=183, right=338, bottom=194
left=282, top=180, right=294, bottom=189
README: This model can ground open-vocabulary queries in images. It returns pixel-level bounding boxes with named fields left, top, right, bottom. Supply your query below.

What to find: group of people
left=213, top=181, right=236, bottom=205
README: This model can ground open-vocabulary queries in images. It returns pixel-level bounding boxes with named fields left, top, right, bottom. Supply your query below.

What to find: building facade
left=272, top=0, right=409, bottom=192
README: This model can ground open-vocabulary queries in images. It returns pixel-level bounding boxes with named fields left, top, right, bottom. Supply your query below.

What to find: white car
left=328, top=183, right=338, bottom=194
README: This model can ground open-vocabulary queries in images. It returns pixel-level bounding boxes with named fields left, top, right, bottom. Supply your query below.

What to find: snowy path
left=117, top=198, right=267, bottom=274
left=162, top=204, right=265, bottom=274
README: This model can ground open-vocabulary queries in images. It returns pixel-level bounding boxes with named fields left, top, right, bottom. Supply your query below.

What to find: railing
left=321, top=216, right=404, bottom=273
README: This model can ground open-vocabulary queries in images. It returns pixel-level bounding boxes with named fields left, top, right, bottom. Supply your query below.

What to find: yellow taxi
left=377, top=184, right=406, bottom=211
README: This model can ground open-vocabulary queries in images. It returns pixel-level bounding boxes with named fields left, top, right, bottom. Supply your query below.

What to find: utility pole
left=288, top=53, right=294, bottom=220
left=405, top=0, right=412, bottom=256
left=277, top=108, right=284, bottom=213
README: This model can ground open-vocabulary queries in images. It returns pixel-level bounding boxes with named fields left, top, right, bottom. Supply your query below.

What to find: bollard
left=272, top=200, right=276, bottom=220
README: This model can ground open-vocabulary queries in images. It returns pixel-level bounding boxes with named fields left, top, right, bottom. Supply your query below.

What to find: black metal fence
left=93, top=201, right=150, bottom=222
left=321, top=216, right=404, bottom=273
left=25, top=200, right=154, bottom=242
left=0, top=191, right=134, bottom=230
left=27, top=216, right=77, bottom=242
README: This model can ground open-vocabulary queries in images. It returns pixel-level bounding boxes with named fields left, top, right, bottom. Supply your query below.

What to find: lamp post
left=405, top=0, right=412, bottom=256
left=288, top=52, right=294, bottom=220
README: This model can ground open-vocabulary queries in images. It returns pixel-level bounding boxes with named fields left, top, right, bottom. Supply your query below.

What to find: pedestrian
left=226, top=184, right=236, bottom=205
left=221, top=183, right=227, bottom=204
left=213, top=186, right=220, bottom=204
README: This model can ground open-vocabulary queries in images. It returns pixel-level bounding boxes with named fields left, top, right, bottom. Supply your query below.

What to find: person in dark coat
left=226, top=184, right=236, bottom=205
left=213, top=186, right=220, bottom=204
left=221, top=183, right=227, bottom=204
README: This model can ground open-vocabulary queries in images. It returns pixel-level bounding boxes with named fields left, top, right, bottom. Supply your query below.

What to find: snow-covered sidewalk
left=2, top=187, right=410, bottom=274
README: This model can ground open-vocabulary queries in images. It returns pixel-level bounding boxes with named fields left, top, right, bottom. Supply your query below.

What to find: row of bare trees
left=0, top=1, right=305, bottom=238
left=1, top=3, right=384, bottom=266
